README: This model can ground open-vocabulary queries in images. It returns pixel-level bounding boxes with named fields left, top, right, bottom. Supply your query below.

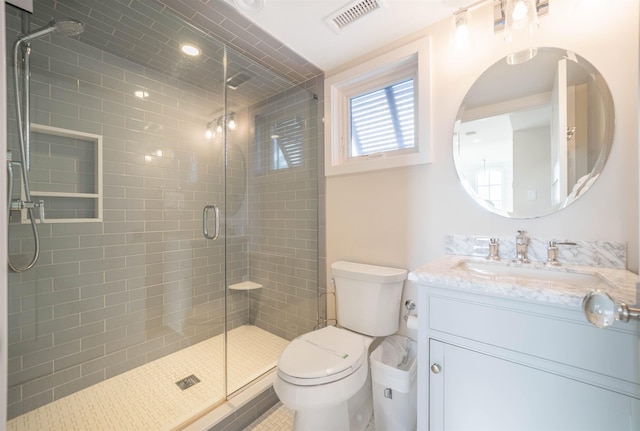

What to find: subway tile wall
left=5, top=3, right=320, bottom=420
left=246, top=88, right=319, bottom=340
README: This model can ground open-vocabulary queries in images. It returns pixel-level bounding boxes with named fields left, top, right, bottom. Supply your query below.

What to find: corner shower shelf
left=229, top=281, right=263, bottom=291
left=21, top=124, right=103, bottom=223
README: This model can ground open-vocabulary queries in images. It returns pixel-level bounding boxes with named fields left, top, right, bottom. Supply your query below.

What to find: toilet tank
left=331, top=261, right=407, bottom=336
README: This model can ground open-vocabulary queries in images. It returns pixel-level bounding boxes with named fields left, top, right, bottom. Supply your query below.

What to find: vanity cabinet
left=416, top=282, right=640, bottom=431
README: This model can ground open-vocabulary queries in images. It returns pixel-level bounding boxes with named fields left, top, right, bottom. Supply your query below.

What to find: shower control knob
left=430, top=363, right=442, bottom=374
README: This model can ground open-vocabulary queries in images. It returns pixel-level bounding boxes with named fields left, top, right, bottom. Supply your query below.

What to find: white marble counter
left=409, top=255, right=639, bottom=309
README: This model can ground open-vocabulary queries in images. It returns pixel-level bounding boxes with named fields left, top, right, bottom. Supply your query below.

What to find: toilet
left=274, top=261, right=407, bottom=431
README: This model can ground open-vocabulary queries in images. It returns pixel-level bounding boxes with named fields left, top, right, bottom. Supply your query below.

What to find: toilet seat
left=277, top=326, right=368, bottom=386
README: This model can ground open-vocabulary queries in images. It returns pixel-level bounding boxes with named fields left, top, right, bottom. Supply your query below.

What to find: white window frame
left=324, top=37, right=431, bottom=176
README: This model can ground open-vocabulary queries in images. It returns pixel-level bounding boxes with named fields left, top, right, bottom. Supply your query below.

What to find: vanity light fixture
left=502, top=0, right=539, bottom=42
left=227, top=114, right=237, bottom=131
left=506, top=47, right=538, bottom=64
left=451, top=8, right=471, bottom=50
left=205, top=121, right=214, bottom=140
left=206, top=113, right=238, bottom=139
left=495, top=0, right=548, bottom=39
left=134, top=89, right=149, bottom=99
left=450, top=0, right=549, bottom=48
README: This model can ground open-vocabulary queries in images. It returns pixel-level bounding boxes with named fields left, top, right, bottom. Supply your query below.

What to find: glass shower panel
left=224, top=47, right=319, bottom=396
left=5, top=0, right=227, bottom=427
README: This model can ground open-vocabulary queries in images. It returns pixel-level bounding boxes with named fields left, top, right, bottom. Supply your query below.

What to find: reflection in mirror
left=453, top=47, right=614, bottom=218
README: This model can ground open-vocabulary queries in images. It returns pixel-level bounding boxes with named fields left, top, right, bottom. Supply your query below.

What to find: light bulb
left=512, top=0, right=528, bottom=22
left=205, top=128, right=213, bottom=140
left=451, top=9, right=471, bottom=51
left=504, top=0, right=538, bottom=42
left=228, top=118, right=236, bottom=130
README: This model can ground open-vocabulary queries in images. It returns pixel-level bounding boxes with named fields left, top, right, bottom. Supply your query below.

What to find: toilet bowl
left=274, top=325, right=374, bottom=431
left=274, top=261, right=407, bottom=431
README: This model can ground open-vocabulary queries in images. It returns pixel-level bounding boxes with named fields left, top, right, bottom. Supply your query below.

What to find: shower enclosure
left=4, top=0, right=319, bottom=428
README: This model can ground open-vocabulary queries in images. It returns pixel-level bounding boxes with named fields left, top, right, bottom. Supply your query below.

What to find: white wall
left=325, top=1, right=639, bottom=314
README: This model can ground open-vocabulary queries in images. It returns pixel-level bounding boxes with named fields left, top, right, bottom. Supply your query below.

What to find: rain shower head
left=16, top=18, right=84, bottom=43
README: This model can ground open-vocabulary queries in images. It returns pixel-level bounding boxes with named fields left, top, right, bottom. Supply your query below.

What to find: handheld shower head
left=16, top=18, right=84, bottom=43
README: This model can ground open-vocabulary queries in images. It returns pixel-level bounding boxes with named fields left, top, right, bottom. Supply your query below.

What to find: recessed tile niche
left=24, top=124, right=103, bottom=223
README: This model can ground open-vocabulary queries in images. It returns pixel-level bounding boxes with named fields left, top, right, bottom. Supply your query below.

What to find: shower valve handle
left=10, top=198, right=45, bottom=223
left=38, top=199, right=45, bottom=223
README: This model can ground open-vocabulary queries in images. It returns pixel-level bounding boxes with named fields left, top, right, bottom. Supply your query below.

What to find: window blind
left=349, top=78, right=415, bottom=157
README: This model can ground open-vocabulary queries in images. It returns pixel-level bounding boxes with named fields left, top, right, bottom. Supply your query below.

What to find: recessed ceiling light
left=134, top=90, right=149, bottom=99
left=180, top=43, right=201, bottom=57
left=234, top=0, right=264, bottom=13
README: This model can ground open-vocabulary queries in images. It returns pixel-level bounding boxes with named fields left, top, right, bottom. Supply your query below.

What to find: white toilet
left=274, top=261, right=407, bottom=431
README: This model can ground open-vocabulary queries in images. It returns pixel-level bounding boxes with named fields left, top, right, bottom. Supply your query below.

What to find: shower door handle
left=203, top=204, right=220, bottom=240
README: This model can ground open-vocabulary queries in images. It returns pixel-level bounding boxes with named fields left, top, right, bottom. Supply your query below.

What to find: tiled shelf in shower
left=22, top=124, right=103, bottom=223
left=229, top=281, right=263, bottom=290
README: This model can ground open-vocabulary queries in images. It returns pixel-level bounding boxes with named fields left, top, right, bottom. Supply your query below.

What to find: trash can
left=370, top=335, right=417, bottom=431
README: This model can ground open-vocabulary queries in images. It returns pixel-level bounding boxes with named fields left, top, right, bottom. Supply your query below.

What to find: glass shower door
left=4, top=1, right=229, bottom=428
left=223, top=46, right=320, bottom=396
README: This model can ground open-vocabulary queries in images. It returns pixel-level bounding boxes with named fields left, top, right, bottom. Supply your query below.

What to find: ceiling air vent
left=325, top=0, right=388, bottom=32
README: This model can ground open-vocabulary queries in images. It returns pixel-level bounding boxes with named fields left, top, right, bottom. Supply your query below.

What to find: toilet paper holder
left=403, top=299, right=415, bottom=321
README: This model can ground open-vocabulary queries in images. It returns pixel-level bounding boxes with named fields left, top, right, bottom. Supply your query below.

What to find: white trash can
left=370, top=335, right=417, bottom=431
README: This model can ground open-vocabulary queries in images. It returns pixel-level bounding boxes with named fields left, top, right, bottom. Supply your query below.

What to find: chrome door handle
left=203, top=204, right=220, bottom=240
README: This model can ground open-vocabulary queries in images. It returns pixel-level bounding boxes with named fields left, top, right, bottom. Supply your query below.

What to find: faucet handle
left=487, top=238, right=499, bottom=261
left=547, top=240, right=559, bottom=265
left=547, top=240, right=577, bottom=265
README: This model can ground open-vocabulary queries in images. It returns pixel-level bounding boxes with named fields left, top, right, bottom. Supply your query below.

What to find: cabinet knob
left=431, top=363, right=442, bottom=374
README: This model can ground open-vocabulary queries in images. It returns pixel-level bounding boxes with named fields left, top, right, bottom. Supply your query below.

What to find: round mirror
left=453, top=47, right=614, bottom=218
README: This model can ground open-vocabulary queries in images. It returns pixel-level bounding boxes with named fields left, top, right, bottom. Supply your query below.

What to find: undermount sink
left=454, top=259, right=611, bottom=287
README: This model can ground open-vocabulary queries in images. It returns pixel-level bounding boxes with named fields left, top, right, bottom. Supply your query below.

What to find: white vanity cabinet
left=415, top=282, right=640, bottom=431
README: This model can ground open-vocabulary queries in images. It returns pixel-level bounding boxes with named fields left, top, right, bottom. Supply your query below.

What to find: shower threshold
left=8, top=325, right=289, bottom=431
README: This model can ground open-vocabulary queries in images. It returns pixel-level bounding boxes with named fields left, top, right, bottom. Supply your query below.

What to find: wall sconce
left=206, top=113, right=238, bottom=140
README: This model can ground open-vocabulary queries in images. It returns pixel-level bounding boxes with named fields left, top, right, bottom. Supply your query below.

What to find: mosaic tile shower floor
left=8, top=325, right=289, bottom=431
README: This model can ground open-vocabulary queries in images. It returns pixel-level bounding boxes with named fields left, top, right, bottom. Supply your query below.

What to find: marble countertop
left=409, top=255, right=639, bottom=309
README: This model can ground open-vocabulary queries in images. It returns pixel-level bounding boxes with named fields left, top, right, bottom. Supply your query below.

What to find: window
left=476, top=169, right=503, bottom=208
left=325, top=37, right=431, bottom=176
left=270, top=116, right=304, bottom=170
left=350, top=78, right=415, bottom=158
left=255, top=113, right=304, bottom=173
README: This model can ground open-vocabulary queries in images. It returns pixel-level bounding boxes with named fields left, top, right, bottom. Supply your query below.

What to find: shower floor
left=8, top=325, right=289, bottom=431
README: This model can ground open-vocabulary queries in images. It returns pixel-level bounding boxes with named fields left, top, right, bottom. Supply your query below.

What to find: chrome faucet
left=546, top=240, right=577, bottom=266
left=515, top=230, right=529, bottom=263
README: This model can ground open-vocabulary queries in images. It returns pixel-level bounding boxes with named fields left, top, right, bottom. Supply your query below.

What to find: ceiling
left=224, top=0, right=477, bottom=71
left=20, top=0, right=297, bottom=110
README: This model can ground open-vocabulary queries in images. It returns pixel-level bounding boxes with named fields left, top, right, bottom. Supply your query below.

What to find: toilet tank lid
left=331, top=261, right=407, bottom=283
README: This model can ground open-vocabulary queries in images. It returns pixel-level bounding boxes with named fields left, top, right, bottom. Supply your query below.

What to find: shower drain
left=176, top=374, right=201, bottom=390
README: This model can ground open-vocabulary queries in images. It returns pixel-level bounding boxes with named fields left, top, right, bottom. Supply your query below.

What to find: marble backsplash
left=444, top=233, right=627, bottom=269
